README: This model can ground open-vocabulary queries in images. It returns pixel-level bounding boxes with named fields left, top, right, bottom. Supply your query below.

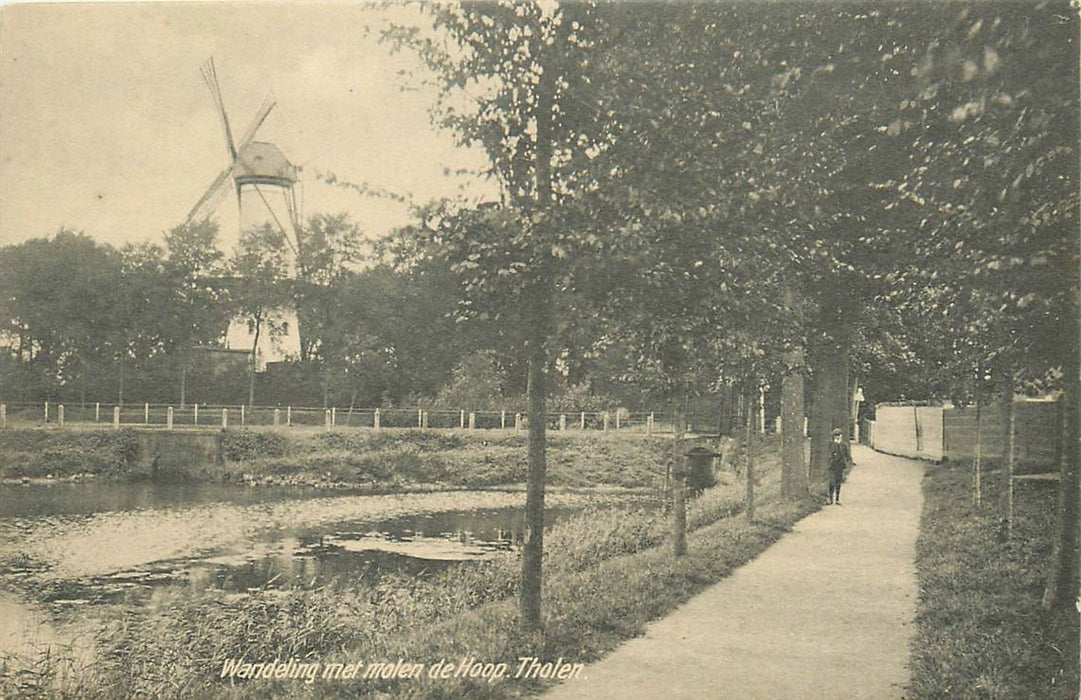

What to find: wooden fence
left=867, top=399, right=1061, bottom=466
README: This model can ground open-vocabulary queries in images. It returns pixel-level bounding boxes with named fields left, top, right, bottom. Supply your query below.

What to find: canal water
left=0, top=481, right=643, bottom=661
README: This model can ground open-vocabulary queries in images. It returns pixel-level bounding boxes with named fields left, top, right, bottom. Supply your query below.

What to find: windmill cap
left=832, top=428, right=843, bottom=436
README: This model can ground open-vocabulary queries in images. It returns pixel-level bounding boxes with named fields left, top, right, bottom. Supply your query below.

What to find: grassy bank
left=220, top=429, right=676, bottom=490
left=0, top=429, right=140, bottom=479
left=5, top=437, right=816, bottom=700
left=0, top=427, right=679, bottom=489
left=909, top=459, right=1079, bottom=698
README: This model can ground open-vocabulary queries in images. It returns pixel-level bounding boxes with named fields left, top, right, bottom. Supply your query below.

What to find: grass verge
left=908, top=459, right=1079, bottom=698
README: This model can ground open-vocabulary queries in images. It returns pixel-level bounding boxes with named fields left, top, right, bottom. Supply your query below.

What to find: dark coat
left=828, top=441, right=852, bottom=476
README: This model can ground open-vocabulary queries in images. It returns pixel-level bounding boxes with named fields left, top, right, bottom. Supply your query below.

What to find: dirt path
left=541, top=446, right=925, bottom=700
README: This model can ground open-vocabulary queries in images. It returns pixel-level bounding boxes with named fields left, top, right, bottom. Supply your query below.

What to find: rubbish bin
left=683, top=445, right=720, bottom=495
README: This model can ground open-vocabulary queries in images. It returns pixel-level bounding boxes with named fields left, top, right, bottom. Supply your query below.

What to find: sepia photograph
left=0, top=1, right=1078, bottom=698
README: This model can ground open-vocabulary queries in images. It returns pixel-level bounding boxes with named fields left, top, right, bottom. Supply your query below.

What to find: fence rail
left=0, top=401, right=701, bottom=435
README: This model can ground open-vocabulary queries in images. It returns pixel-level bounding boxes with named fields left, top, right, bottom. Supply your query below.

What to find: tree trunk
left=117, top=355, right=125, bottom=408
left=1043, top=352, right=1079, bottom=612
left=973, top=371, right=983, bottom=508
left=249, top=315, right=262, bottom=408
left=808, top=346, right=839, bottom=485
left=520, top=283, right=550, bottom=629
left=671, top=399, right=687, bottom=556
left=999, top=374, right=1016, bottom=538
left=745, top=382, right=756, bottom=522
left=781, top=348, right=807, bottom=499
left=519, top=52, right=555, bottom=631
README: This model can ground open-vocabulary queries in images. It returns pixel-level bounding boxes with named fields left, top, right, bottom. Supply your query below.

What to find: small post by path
left=273, top=408, right=281, bottom=427
left=673, top=474, right=687, bottom=557
left=222, top=408, right=229, bottom=429
left=374, top=408, right=381, bottom=430
left=514, top=412, right=522, bottom=432
left=422, top=411, right=429, bottom=429
left=44, top=401, right=49, bottom=424
left=194, top=404, right=199, bottom=425
left=418, top=409, right=423, bottom=428
left=144, top=403, right=149, bottom=425
left=57, top=405, right=65, bottom=428
left=167, top=407, right=174, bottom=430
left=113, top=406, right=120, bottom=430
left=0, top=404, right=6, bottom=429
left=469, top=412, right=476, bottom=430
left=559, top=414, right=567, bottom=431
left=324, top=409, right=331, bottom=431
left=95, top=402, right=100, bottom=423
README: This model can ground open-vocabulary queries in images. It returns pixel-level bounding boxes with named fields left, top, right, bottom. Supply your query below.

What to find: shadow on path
left=542, top=445, right=926, bottom=700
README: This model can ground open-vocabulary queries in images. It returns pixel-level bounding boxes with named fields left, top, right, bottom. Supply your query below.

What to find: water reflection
left=0, top=483, right=643, bottom=660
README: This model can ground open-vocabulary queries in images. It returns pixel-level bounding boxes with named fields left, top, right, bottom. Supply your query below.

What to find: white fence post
left=501, top=410, right=507, bottom=429
left=460, top=410, right=465, bottom=429
left=418, top=409, right=423, bottom=428
left=44, top=401, right=49, bottom=424
left=240, top=405, right=246, bottom=427
left=194, top=404, right=199, bottom=425
left=374, top=409, right=381, bottom=430
left=603, top=412, right=610, bottom=431
left=287, top=406, right=292, bottom=426
left=581, top=412, right=586, bottom=430
left=0, top=404, right=6, bottom=429
left=559, top=414, right=566, bottom=431
left=422, top=411, right=429, bottom=429
left=469, top=412, right=476, bottom=430
left=167, top=407, right=174, bottom=430
left=113, top=406, right=120, bottom=430
left=647, top=413, right=654, bottom=435
left=144, top=403, right=150, bottom=425
left=514, top=412, right=522, bottom=432
left=222, top=408, right=229, bottom=429
left=273, top=408, right=281, bottom=427
left=95, top=402, right=100, bottom=423
left=331, top=407, right=337, bottom=427
left=615, top=412, right=621, bottom=430
left=57, top=405, right=65, bottom=428
left=325, top=409, right=332, bottom=431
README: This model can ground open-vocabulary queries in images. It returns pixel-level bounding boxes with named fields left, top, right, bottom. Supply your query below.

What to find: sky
left=0, top=2, right=495, bottom=253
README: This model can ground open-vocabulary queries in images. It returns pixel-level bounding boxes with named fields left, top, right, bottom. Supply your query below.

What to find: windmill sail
left=201, top=58, right=236, bottom=159
left=237, top=94, right=276, bottom=151
left=187, top=166, right=233, bottom=223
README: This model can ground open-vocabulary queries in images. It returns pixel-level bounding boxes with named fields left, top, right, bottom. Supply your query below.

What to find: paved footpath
left=542, top=446, right=925, bottom=700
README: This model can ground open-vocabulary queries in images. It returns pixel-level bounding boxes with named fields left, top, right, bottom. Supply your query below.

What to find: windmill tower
left=187, top=57, right=302, bottom=239
left=188, top=57, right=302, bottom=367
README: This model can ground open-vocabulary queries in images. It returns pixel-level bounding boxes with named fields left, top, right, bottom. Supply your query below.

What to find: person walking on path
left=828, top=427, right=853, bottom=505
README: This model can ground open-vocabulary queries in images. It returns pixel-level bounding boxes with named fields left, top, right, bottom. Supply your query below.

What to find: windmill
left=187, top=58, right=301, bottom=239
left=188, top=57, right=304, bottom=370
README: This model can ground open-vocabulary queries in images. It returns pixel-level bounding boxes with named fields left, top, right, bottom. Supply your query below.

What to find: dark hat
left=831, top=428, right=843, bottom=436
